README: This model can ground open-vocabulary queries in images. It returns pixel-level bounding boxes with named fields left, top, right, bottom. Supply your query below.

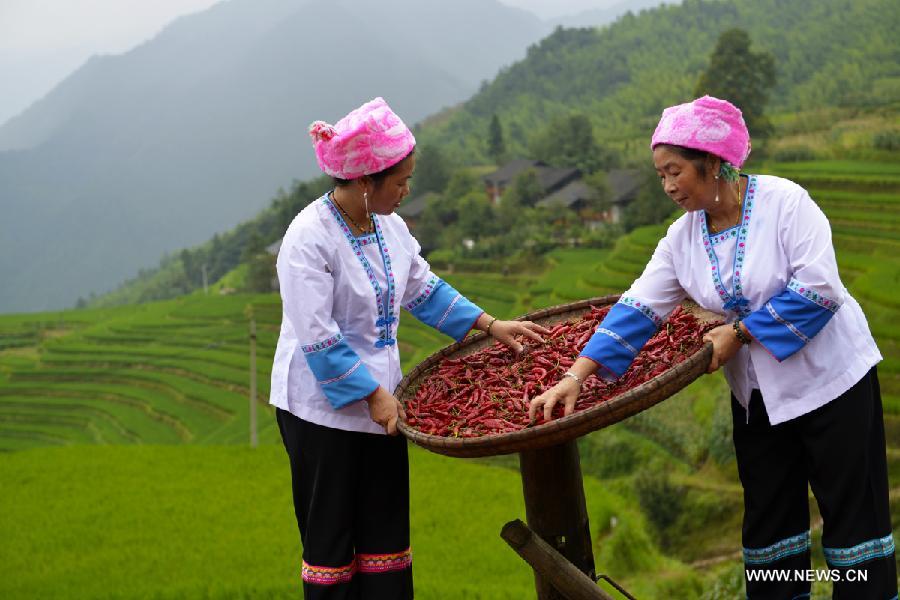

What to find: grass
left=0, top=444, right=697, bottom=599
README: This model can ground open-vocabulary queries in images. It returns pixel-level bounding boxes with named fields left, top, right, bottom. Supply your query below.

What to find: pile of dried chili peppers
left=404, top=304, right=719, bottom=438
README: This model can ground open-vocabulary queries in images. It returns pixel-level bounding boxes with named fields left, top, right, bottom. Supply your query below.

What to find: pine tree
left=487, top=114, right=506, bottom=164
left=695, top=28, right=776, bottom=137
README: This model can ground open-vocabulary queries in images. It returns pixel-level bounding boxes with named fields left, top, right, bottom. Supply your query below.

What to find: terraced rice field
left=0, top=295, right=284, bottom=451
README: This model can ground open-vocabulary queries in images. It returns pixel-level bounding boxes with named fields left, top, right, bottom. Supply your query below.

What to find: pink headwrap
left=308, top=97, right=416, bottom=180
left=650, top=95, right=751, bottom=168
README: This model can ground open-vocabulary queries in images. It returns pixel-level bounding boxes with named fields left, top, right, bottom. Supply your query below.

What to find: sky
left=0, top=0, right=625, bottom=128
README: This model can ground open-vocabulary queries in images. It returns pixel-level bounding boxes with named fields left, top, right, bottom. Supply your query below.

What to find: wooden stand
left=518, top=439, right=596, bottom=599
left=502, top=519, right=614, bottom=600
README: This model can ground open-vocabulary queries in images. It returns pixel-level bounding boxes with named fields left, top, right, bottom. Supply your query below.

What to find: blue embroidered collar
left=700, top=175, right=757, bottom=317
left=323, top=194, right=396, bottom=348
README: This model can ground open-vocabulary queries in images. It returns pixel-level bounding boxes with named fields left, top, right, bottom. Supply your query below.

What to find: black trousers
left=277, top=409, right=413, bottom=600
left=733, top=367, right=897, bottom=599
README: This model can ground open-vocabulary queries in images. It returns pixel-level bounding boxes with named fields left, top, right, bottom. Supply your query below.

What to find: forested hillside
left=418, top=0, right=900, bottom=162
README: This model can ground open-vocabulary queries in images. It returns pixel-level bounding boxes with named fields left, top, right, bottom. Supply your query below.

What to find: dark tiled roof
left=482, top=159, right=545, bottom=187
left=607, top=168, right=642, bottom=204
left=537, top=166, right=580, bottom=193
left=483, top=159, right=580, bottom=194
left=536, top=181, right=595, bottom=208
left=396, top=191, right=437, bottom=218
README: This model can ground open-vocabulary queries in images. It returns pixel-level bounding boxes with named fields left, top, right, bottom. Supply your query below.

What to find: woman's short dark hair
left=655, top=143, right=713, bottom=179
left=332, top=147, right=416, bottom=188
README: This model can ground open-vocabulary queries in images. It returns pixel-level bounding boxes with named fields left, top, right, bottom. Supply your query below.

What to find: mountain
left=418, top=0, right=900, bottom=163
left=547, top=0, right=677, bottom=29
left=86, top=0, right=900, bottom=309
left=0, top=0, right=546, bottom=313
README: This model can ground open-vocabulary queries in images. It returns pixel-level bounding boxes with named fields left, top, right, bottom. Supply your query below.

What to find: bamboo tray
left=396, top=295, right=722, bottom=458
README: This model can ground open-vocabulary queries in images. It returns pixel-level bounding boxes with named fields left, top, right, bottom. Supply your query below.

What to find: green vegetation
left=1, top=442, right=707, bottom=599
left=694, top=28, right=777, bottom=136
left=419, top=0, right=900, bottom=163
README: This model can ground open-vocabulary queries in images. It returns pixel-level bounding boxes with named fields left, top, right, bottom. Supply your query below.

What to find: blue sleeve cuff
left=302, top=334, right=379, bottom=409
left=743, top=285, right=838, bottom=362
left=579, top=302, right=659, bottom=378
left=404, top=279, right=482, bottom=341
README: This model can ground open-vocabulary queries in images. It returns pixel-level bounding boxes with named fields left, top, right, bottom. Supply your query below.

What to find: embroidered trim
left=323, top=196, right=396, bottom=347
left=357, top=234, right=378, bottom=247
left=436, top=294, right=462, bottom=331
left=302, top=559, right=357, bottom=585
left=765, top=302, right=810, bottom=343
left=371, top=214, right=397, bottom=335
left=700, top=175, right=756, bottom=317
left=320, top=360, right=362, bottom=386
left=579, top=355, right=620, bottom=381
left=404, top=275, right=440, bottom=311
left=824, top=534, right=895, bottom=567
left=301, top=333, right=343, bottom=354
left=357, top=547, right=413, bottom=573
left=597, top=327, right=638, bottom=355
left=708, top=226, right=739, bottom=247
left=787, top=279, right=841, bottom=313
left=744, top=531, right=810, bottom=565
left=617, top=296, right=662, bottom=327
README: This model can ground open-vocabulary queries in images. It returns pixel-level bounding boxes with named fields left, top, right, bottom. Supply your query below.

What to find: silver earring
left=714, top=174, right=720, bottom=203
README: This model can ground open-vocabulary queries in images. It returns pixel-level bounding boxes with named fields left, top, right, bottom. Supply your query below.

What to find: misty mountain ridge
left=0, top=0, right=552, bottom=313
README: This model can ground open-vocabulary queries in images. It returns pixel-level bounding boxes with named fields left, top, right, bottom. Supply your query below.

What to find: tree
left=582, top=171, right=612, bottom=215
left=635, top=470, right=685, bottom=550
left=180, top=249, right=197, bottom=286
left=505, top=169, right=544, bottom=207
left=621, top=168, right=677, bottom=231
left=487, top=114, right=506, bottom=164
left=529, top=114, right=619, bottom=174
left=243, top=232, right=274, bottom=293
left=456, top=192, right=496, bottom=241
left=695, top=28, right=776, bottom=137
left=412, top=144, right=452, bottom=195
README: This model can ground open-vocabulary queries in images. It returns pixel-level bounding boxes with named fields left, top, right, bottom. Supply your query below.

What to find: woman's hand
left=366, top=386, right=406, bottom=435
left=528, top=375, right=581, bottom=423
left=483, top=317, right=551, bottom=354
left=702, top=323, right=744, bottom=373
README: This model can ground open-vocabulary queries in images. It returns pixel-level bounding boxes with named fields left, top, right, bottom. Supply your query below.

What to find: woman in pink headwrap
left=530, top=96, right=895, bottom=598
left=269, top=97, right=549, bottom=599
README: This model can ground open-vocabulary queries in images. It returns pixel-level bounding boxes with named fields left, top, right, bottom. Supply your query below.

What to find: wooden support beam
left=519, top=440, right=595, bottom=597
left=501, top=519, right=615, bottom=600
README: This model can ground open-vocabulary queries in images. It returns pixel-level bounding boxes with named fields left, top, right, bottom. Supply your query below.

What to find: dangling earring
left=714, top=174, right=720, bottom=203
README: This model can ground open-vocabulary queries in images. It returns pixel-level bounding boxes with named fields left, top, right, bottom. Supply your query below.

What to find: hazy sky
left=0, top=0, right=625, bottom=127
left=0, top=0, right=221, bottom=127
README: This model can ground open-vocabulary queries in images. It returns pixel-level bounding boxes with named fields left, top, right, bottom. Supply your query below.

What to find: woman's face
left=652, top=145, right=715, bottom=213
left=365, top=153, right=416, bottom=215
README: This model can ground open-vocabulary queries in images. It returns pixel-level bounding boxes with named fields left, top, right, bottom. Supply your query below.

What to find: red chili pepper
left=407, top=305, right=719, bottom=438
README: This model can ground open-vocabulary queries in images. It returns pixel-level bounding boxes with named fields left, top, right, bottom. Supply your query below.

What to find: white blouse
left=269, top=194, right=483, bottom=434
left=581, top=174, right=881, bottom=425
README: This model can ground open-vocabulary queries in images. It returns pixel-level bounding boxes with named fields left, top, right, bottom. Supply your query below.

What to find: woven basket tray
left=395, top=295, right=722, bottom=458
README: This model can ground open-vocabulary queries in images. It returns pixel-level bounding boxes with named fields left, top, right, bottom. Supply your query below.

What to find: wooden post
left=249, top=316, right=258, bottom=448
left=501, top=520, right=614, bottom=600
left=519, top=440, right=595, bottom=599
